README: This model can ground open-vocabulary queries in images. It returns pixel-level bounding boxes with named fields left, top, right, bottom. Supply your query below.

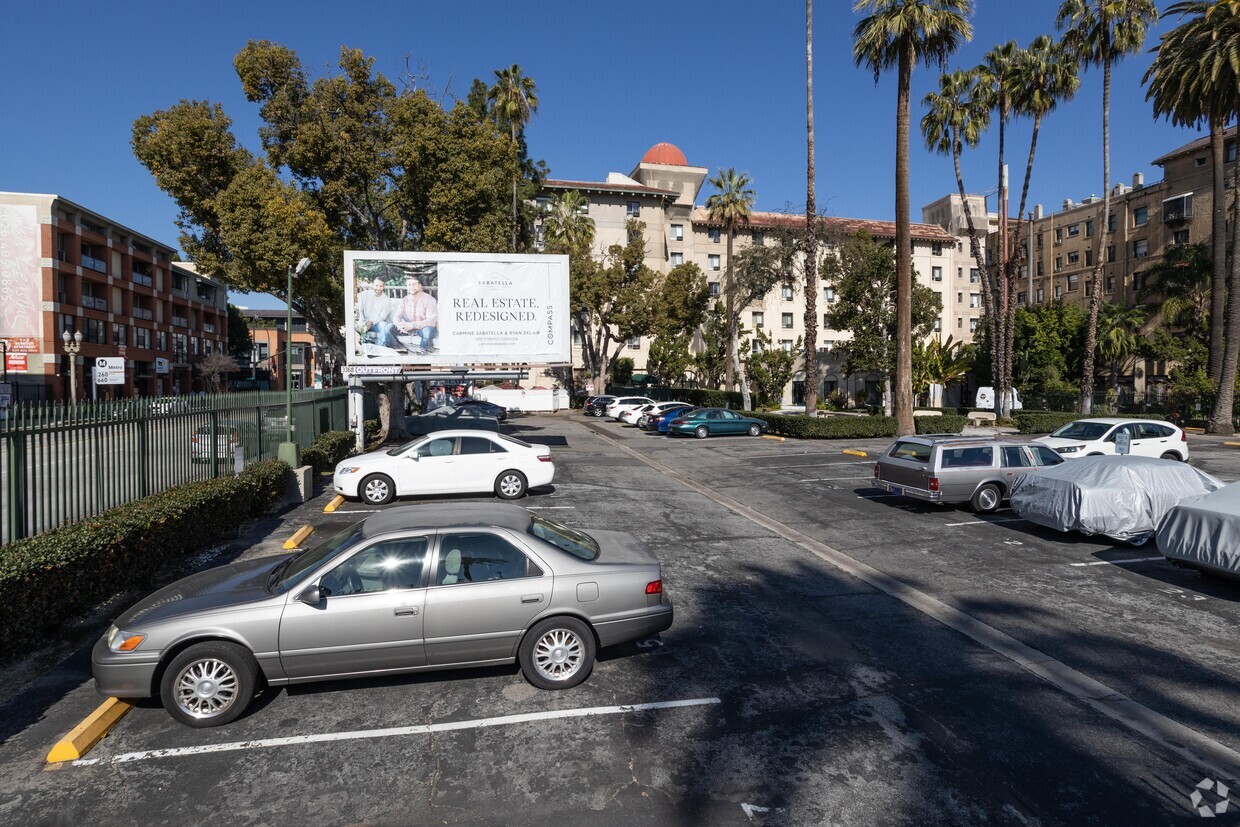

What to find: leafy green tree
left=1011, top=301, right=1086, bottom=397
left=646, top=333, right=694, bottom=387
left=226, top=304, right=254, bottom=362
left=1095, top=302, right=1147, bottom=399
left=823, top=231, right=943, bottom=414
left=646, top=262, right=709, bottom=386
left=728, top=240, right=801, bottom=410
left=913, top=335, right=975, bottom=402
left=1057, top=0, right=1159, bottom=414
left=853, top=0, right=974, bottom=434
left=1137, top=242, right=1212, bottom=331
left=487, top=64, right=539, bottom=251
left=693, top=304, right=732, bottom=389
left=747, top=330, right=803, bottom=408
left=705, top=168, right=756, bottom=393
left=611, top=357, right=635, bottom=386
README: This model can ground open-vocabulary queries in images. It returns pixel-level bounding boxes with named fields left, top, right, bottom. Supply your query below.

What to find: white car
left=1035, top=417, right=1188, bottom=461
left=627, top=401, right=688, bottom=428
left=334, top=429, right=554, bottom=505
left=606, top=396, right=655, bottom=421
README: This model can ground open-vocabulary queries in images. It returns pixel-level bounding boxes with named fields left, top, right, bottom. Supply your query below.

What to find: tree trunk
left=725, top=229, right=736, bottom=391
left=1207, top=140, right=1240, bottom=435
left=893, top=45, right=914, bottom=436
left=803, top=0, right=819, bottom=414
left=510, top=123, right=520, bottom=252
left=374, top=381, right=410, bottom=444
left=1208, top=119, right=1227, bottom=386
left=951, top=132, right=998, bottom=402
left=996, top=98, right=1010, bottom=421
left=736, top=336, right=753, bottom=411
left=1080, top=60, right=1112, bottom=416
left=1003, top=113, right=1043, bottom=421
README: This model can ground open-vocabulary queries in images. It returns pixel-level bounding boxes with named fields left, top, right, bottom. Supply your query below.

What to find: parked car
left=1010, top=455, right=1222, bottom=545
left=667, top=408, right=768, bottom=439
left=150, top=396, right=189, bottom=415
left=451, top=398, right=509, bottom=422
left=190, top=421, right=258, bottom=462
left=1157, top=482, right=1240, bottom=581
left=404, top=405, right=499, bottom=436
left=335, top=429, right=553, bottom=504
left=975, top=386, right=1023, bottom=411
left=652, top=405, right=698, bottom=433
left=92, top=503, right=674, bottom=727
left=607, top=396, right=656, bottom=421
left=583, top=396, right=617, bottom=417
left=630, top=401, right=689, bottom=429
left=1036, top=417, right=1188, bottom=461
left=873, top=435, right=1065, bottom=513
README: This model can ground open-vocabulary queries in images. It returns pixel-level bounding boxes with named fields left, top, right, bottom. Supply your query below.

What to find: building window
left=1227, top=140, right=1237, bottom=163
left=709, top=228, right=721, bottom=243
left=752, top=312, right=764, bottom=329
left=931, top=242, right=943, bottom=256
left=1195, top=156, right=1207, bottom=167
left=970, top=318, right=979, bottom=333
left=1133, top=273, right=1145, bottom=291
left=1108, top=214, right=1117, bottom=232
left=1107, top=245, right=1116, bottom=263
left=1085, top=219, right=1094, bottom=237
left=1067, top=223, right=1080, bottom=237
left=823, top=314, right=830, bottom=328
left=1054, top=285, right=1062, bottom=300
left=957, top=292, right=963, bottom=304
left=80, top=243, right=107, bottom=273
left=627, top=336, right=641, bottom=350
left=60, top=314, right=75, bottom=337
left=1067, top=274, right=1079, bottom=291
left=1055, top=256, right=1063, bottom=272
left=1084, top=282, right=1093, bottom=298
left=781, top=312, right=793, bottom=329
left=626, top=201, right=640, bottom=218
left=1067, top=251, right=1080, bottom=265
left=1036, top=232, right=1044, bottom=250
left=1085, top=249, right=1094, bottom=266
left=1106, top=276, right=1115, bottom=293
left=1036, top=288, right=1044, bottom=303
left=956, top=267, right=963, bottom=279
left=1173, top=229, right=1190, bottom=245
left=709, top=282, right=720, bottom=297
left=779, top=339, right=793, bottom=353
left=1133, top=206, right=1148, bottom=226
left=824, top=287, right=835, bottom=302
left=931, top=266, right=943, bottom=282
left=1133, top=239, right=1149, bottom=258
left=1054, top=227, right=1063, bottom=243
left=670, top=224, right=683, bottom=241
left=84, top=318, right=107, bottom=344
left=751, top=339, right=762, bottom=354
left=1037, top=261, right=1044, bottom=276
left=957, top=317, right=963, bottom=328
left=112, top=323, right=128, bottom=346
left=1162, top=193, right=1193, bottom=221
left=752, top=231, right=765, bottom=246
left=132, top=327, right=150, bottom=350
left=969, top=268, right=980, bottom=283
left=670, top=252, right=683, bottom=266
left=781, top=285, right=794, bottom=301
left=132, top=262, right=154, bottom=287
left=156, top=331, right=167, bottom=351
left=932, top=318, right=942, bottom=332
left=1017, top=292, right=1026, bottom=306
left=709, top=254, right=721, bottom=271
left=969, top=293, right=980, bottom=308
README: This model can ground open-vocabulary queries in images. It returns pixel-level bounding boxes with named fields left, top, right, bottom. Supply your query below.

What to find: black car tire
left=519, top=616, right=595, bottom=690
left=971, top=483, right=1002, bottom=514
left=694, top=425, right=709, bottom=439
left=495, top=469, right=528, bottom=499
left=160, top=641, right=258, bottom=728
left=1160, top=451, right=1182, bottom=461
left=747, top=424, right=761, bottom=437
left=361, top=473, right=395, bottom=505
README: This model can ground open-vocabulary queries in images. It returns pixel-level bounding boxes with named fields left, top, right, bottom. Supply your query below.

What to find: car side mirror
left=297, top=585, right=322, bottom=606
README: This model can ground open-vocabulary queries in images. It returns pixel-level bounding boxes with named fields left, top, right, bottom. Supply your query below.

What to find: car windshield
left=271, top=524, right=366, bottom=593
left=387, top=438, right=425, bottom=456
left=528, top=514, right=600, bottom=561
left=1051, top=421, right=1111, bottom=440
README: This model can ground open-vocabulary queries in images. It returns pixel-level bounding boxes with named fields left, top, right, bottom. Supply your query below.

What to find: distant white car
left=627, top=401, right=688, bottom=428
left=334, top=429, right=554, bottom=504
left=975, top=386, right=1023, bottom=410
left=1035, top=417, right=1188, bottom=461
left=606, top=396, right=655, bottom=421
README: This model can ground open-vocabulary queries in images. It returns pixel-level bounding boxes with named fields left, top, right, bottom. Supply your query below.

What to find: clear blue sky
left=1, top=0, right=1197, bottom=309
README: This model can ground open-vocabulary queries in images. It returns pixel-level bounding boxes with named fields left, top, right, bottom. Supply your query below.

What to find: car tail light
left=645, top=580, right=663, bottom=595
left=1182, top=431, right=1187, bottom=442
left=873, top=462, right=879, bottom=477
left=538, top=453, right=552, bottom=462
left=928, top=476, right=939, bottom=491
left=671, top=419, right=685, bottom=425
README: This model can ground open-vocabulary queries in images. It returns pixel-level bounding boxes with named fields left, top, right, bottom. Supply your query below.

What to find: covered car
left=404, top=405, right=499, bottom=435
left=1009, top=455, right=1223, bottom=544
left=1156, top=483, right=1240, bottom=580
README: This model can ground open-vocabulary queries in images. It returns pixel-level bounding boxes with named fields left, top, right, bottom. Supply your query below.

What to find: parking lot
left=2, top=412, right=1239, bottom=825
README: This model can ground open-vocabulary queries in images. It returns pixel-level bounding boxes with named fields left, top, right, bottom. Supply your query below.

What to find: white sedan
left=334, top=429, right=554, bottom=505
left=621, top=401, right=687, bottom=427
left=1035, top=417, right=1188, bottom=461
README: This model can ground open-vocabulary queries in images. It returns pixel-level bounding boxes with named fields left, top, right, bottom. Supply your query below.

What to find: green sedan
left=666, top=407, right=769, bottom=439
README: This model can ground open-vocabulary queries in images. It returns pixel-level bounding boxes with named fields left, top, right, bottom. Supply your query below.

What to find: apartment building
left=539, top=143, right=979, bottom=404
left=0, top=192, right=228, bottom=403
left=241, top=309, right=324, bottom=391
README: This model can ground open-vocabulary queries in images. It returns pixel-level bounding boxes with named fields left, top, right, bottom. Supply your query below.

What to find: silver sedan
left=93, top=504, right=674, bottom=727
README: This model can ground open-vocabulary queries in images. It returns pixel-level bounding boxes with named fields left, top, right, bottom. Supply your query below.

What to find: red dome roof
left=641, top=142, right=688, bottom=166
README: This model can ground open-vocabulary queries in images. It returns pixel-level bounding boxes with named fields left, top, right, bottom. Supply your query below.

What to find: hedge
left=301, top=430, right=359, bottom=474
left=1014, top=411, right=1081, bottom=434
left=608, top=386, right=745, bottom=409
left=917, top=414, right=969, bottom=434
left=0, top=460, right=290, bottom=664
left=743, top=412, right=969, bottom=440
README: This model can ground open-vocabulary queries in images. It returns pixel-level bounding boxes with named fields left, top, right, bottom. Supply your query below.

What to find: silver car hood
left=588, top=529, right=659, bottom=566
left=115, top=556, right=281, bottom=628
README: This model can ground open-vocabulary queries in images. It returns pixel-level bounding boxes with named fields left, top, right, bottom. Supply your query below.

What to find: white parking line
left=856, top=493, right=900, bottom=499
left=798, top=476, right=874, bottom=483
left=942, top=518, right=1027, bottom=527
left=70, top=697, right=721, bottom=766
left=525, top=506, right=576, bottom=510
left=1070, top=556, right=1164, bottom=567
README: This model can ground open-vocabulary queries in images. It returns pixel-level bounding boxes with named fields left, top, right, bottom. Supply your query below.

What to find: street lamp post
left=62, top=329, right=83, bottom=405
left=278, top=257, right=312, bottom=469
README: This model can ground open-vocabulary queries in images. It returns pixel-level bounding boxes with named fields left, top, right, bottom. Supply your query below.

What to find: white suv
left=606, top=396, right=655, bottom=421
left=1036, top=417, right=1188, bottom=461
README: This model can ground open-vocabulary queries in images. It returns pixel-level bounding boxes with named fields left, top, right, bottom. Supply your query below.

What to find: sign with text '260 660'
left=94, top=357, right=126, bottom=385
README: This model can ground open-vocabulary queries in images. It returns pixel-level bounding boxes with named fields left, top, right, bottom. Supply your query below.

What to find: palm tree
left=804, top=0, right=820, bottom=414
left=1136, top=242, right=1212, bottom=330
left=1056, top=0, right=1159, bottom=415
left=1095, top=303, right=1146, bottom=402
left=486, top=64, right=539, bottom=251
left=540, top=190, right=595, bottom=254
left=913, top=335, right=974, bottom=403
left=921, top=68, right=995, bottom=397
left=1144, top=0, right=1240, bottom=428
left=705, top=168, right=756, bottom=395
left=853, top=0, right=974, bottom=435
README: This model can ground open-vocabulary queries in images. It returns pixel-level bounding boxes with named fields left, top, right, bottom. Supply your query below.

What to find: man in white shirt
left=358, top=278, right=402, bottom=351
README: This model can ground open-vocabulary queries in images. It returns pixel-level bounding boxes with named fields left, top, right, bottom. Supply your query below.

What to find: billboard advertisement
left=344, top=251, right=569, bottom=367
left=0, top=204, right=42, bottom=345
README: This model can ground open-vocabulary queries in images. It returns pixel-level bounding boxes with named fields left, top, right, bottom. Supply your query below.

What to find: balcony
left=203, top=322, right=217, bottom=334
left=172, top=316, right=189, bottom=328
left=81, top=255, right=108, bottom=274
left=1163, top=204, right=1193, bottom=222
left=133, top=307, right=154, bottom=321
left=82, top=296, right=107, bottom=311
left=132, top=272, right=154, bottom=287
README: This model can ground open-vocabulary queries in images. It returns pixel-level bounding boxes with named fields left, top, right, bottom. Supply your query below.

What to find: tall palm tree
left=921, top=69, right=996, bottom=374
left=1057, top=0, right=1159, bottom=415
left=1095, top=302, right=1146, bottom=401
left=804, top=0, right=820, bottom=414
left=853, top=0, right=974, bottom=435
left=541, top=190, right=595, bottom=254
left=486, top=64, right=539, bottom=252
left=1136, top=242, right=1212, bottom=330
left=705, top=168, right=756, bottom=394
left=1144, top=0, right=1240, bottom=427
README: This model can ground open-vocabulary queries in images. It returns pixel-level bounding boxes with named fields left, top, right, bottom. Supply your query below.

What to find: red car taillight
left=645, top=580, right=663, bottom=595
left=538, top=454, right=552, bottom=462
left=873, top=462, right=879, bottom=477
left=928, top=476, right=940, bottom=491
left=1182, top=431, right=1187, bottom=442
left=671, top=419, right=685, bottom=425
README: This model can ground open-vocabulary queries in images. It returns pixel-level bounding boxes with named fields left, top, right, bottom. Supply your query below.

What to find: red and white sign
left=118, top=345, right=127, bottom=358
left=5, top=354, right=28, bottom=372
left=2, top=337, right=38, bottom=354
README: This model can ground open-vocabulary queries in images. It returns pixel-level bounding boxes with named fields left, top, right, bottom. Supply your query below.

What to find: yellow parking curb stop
left=46, top=698, right=132, bottom=763
left=1225, top=442, right=1240, bottom=448
left=283, top=525, right=315, bottom=549
left=761, top=435, right=785, bottom=442
left=324, top=494, right=345, bottom=513
left=842, top=449, right=868, bottom=458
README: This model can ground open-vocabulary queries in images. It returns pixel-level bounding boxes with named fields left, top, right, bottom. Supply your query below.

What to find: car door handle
left=521, top=594, right=543, bottom=604
left=394, top=607, right=420, bottom=616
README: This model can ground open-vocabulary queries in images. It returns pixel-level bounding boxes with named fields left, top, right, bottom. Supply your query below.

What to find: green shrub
left=916, top=414, right=968, bottom=434
left=302, top=430, right=358, bottom=473
left=683, top=388, right=745, bottom=408
left=750, top=413, right=899, bottom=439
left=0, top=460, right=290, bottom=664
left=1015, top=411, right=1080, bottom=434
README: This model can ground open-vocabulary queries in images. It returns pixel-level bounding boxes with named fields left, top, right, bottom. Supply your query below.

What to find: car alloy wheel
left=361, top=473, right=395, bottom=505
left=495, top=470, right=527, bottom=499
left=694, top=425, right=709, bottom=439
left=971, top=483, right=1001, bottom=513
left=519, top=616, right=595, bottom=689
left=747, top=424, right=761, bottom=437
left=160, top=641, right=257, bottom=728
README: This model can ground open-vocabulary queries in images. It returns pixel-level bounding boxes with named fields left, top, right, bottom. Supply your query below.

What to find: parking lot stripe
left=798, top=476, right=874, bottom=483
left=942, top=518, right=1027, bottom=527
left=46, top=699, right=133, bottom=763
left=1069, top=557, right=1164, bottom=567
left=282, top=525, right=314, bottom=549
left=323, top=495, right=345, bottom=513
left=525, top=506, right=576, bottom=510
left=587, top=428, right=1240, bottom=781
left=68, top=697, right=721, bottom=766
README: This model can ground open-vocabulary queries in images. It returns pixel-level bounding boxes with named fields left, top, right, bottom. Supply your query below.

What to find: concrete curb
left=323, top=494, right=345, bottom=513
left=46, top=698, right=132, bottom=763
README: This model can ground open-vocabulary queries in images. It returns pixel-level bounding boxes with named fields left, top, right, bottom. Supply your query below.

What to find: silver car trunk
left=585, top=529, right=660, bottom=566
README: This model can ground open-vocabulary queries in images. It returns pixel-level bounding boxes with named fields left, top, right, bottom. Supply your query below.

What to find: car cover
left=1009, top=455, right=1223, bottom=542
left=1156, top=482, right=1240, bottom=577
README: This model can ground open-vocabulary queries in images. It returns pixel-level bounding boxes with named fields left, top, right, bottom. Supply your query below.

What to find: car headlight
left=337, top=466, right=361, bottom=474
left=1056, top=445, right=1081, bottom=454
left=106, top=626, right=147, bottom=653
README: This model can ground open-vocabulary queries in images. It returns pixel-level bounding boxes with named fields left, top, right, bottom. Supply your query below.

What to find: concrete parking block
left=46, top=698, right=132, bottom=763
left=760, top=435, right=785, bottom=442
left=323, top=494, right=345, bottom=513
left=283, top=524, right=315, bottom=549
left=842, top=449, right=868, bottom=457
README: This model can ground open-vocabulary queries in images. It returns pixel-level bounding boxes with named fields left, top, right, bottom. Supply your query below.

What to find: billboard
left=0, top=204, right=42, bottom=345
left=343, top=251, right=569, bottom=368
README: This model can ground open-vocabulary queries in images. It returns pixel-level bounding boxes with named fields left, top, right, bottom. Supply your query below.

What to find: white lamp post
left=62, top=329, right=83, bottom=405
left=278, top=257, right=312, bottom=468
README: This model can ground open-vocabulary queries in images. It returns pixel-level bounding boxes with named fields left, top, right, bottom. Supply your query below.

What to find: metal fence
left=0, top=388, right=348, bottom=544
